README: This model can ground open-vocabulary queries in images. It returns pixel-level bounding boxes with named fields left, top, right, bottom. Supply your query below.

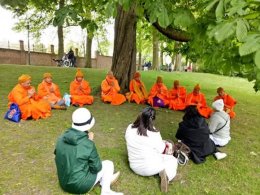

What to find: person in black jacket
left=67, top=49, right=76, bottom=66
left=175, top=105, right=227, bottom=164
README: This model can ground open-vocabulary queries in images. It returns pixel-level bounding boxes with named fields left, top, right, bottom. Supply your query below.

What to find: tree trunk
left=138, top=52, right=142, bottom=71
left=152, top=28, right=159, bottom=70
left=172, top=42, right=181, bottom=71
left=57, top=26, right=64, bottom=58
left=85, top=33, right=92, bottom=68
left=174, top=53, right=182, bottom=71
left=112, top=5, right=137, bottom=93
left=57, top=0, right=64, bottom=59
left=160, top=43, right=164, bottom=69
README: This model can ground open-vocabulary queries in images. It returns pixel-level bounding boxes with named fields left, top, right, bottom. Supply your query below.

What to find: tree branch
left=152, top=21, right=191, bottom=42
left=144, top=12, right=191, bottom=42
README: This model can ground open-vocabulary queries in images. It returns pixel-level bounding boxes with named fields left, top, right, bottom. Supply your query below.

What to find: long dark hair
left=183, top=105, right=201, bottom=121
left=132, top=107, right=158, bottom=136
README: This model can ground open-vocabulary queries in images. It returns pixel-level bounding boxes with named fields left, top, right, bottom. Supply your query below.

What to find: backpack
left=4, top=103, right=21, bottom=123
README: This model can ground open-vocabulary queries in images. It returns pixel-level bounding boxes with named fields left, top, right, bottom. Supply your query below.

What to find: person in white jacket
left=125, top=107, right=178, bottom=193
left=209, top=99, right=231, bottom=146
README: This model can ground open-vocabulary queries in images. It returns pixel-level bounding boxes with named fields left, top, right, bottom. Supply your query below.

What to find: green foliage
left=216, top=0, right=224, bottom=20
left=136, top=19, right=153, bottom=56
left=239, top=34, right=260, bottom=56
left=53, top=5, right=80, bottom=26
left=205, top=0, right=219, bottom=11
left=0, top=0, right=29, bottom=9
left=157, top=6, right=170, bottom=28
left=255, top=50, right=260, bottom=69
left=203, top=0, right=260, bottom=91
left=236, top=18, right=248, bottom=42
left=172, top=8, right=196, bottom=29
left=209, top=21, right=236, bottom=42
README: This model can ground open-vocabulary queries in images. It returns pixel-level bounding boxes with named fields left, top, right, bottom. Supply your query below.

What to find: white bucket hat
left=72, top=108, right=95, bottom=131
left=212, top=99, right=224, bottom=111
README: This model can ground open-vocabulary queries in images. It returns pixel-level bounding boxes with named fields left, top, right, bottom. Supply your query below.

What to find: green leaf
left=173, top=9, right=195, bottom=28
left=244, top=12, right=260, bottom=20
left=236, top=19, right=248, bottom=42
left=149, top=11, right=157, bottom=24
left=214, top=21, right=236, bottom=42
left=239, top=35, right=260, bottom=56
left=158, top=7, right=170, bottom=28
left=216, top=0, right=224, bottom=20
left=205, top=0, right=219, bottom=11
left=223, top=0, right=232, bottom=8
left=227, top=0, right=247, bottom=16
left=254, top=50, right=260, bottom=69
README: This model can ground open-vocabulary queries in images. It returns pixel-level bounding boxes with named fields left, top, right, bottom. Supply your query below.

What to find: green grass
left=0, top=64, right=259, bottom=195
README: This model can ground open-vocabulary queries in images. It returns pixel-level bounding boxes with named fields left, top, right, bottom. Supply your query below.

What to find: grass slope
left=0, top=64, right=259, bottom=195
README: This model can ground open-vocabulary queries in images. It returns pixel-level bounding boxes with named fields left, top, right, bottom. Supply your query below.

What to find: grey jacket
left=209, top=111, right=230, bottom=140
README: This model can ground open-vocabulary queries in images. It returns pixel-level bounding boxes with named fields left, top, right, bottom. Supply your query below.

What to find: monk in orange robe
left=125, top=72, right=148, bottom=104
left=8, top=74, right=51, bottom=120
left=70, top=69, right=94, bottom=106
left=101, top=71, right=126, bottom=105
left=37, top=73, right=66, bottom=110
left=214, top=87, right=237, bottom=118
left=168, top=80, right=186, bottom=111
left=148, top=76, right=169, bottom=107
left=185, top=84, right=212, bottom=118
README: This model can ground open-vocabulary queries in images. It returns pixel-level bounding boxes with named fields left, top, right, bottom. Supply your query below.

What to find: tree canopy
left=112, top=0, right=260, bottom=91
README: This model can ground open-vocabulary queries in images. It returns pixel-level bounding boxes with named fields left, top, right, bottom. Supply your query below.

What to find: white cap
left=72, top=108, right=95, bottom=131
left=212, top=99, right=224, bottom=111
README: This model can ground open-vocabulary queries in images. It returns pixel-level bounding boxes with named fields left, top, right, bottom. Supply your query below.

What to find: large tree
left=111, top=4, right=137, bottom=93
left=53, top=0, right=109, bottom=67
left=109, top=0, right=260, bottom=92
left=109, top=0, right=193, bottom=92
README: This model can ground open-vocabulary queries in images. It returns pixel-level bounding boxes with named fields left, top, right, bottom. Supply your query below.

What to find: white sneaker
left=111, top=171, right=120, bottom=185
left=214, top=152, right=227, bottom=160
left=101, top=190, right=124, bottom=195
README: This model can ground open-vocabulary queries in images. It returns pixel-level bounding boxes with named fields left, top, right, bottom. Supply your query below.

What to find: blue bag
left=4, top=103, right=21, bottom=123
left=63, top=93, right=71, bottom=107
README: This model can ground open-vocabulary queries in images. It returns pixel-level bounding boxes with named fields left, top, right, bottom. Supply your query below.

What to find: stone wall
left=0, top=41, right=112, bottom=69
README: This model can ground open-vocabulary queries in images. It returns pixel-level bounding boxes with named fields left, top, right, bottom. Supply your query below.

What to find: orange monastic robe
left=70, top=79, right=94, bottom=106
left=38, top=81, right=62, bottom=105
left=101, top=76, right=126, bottom=105
left=186, top=92, right=212, bottom=118
left=214, top=94, right=237, bottom=118
left=168, top=86, right=186, bottom=110
left=148, top=83, right=169, bottom=107
left=8, top=84, right=51, bottom=120
left=126, top=79, right=148, bottom=104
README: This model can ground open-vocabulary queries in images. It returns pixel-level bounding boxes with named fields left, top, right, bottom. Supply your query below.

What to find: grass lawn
left=0, top=64, right=259, bottom=195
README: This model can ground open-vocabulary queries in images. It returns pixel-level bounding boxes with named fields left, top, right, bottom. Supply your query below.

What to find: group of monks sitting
left=7, top=69, right=236, bottom=121
left=126, top=73, right=237, bottom=119
left=7, top=69, right=94, bottom=120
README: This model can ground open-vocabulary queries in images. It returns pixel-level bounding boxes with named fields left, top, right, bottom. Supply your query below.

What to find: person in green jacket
left=54, top=108, right=123, bottom=195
